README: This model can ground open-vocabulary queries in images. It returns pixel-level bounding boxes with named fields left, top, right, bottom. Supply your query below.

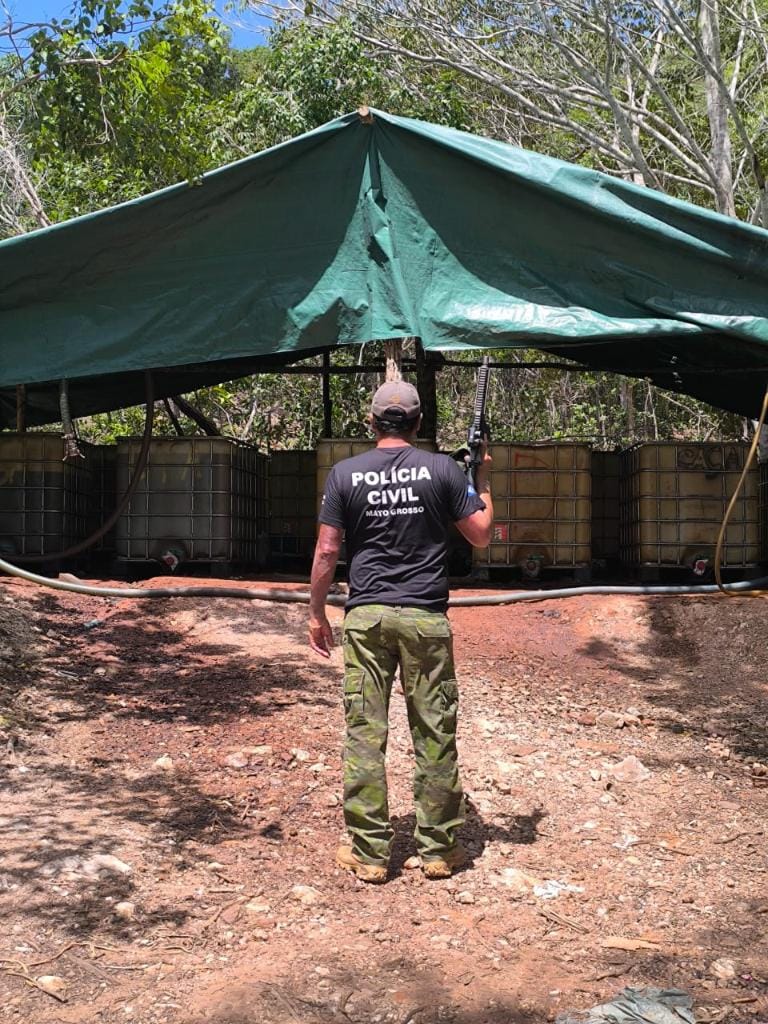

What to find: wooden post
left=384, top=339, right=404, bottom=382
left=415, top=340, right=438, bottom=442
left=15, top=385, right=26, bottom=433
left=322, top=351, right=332, bottom=437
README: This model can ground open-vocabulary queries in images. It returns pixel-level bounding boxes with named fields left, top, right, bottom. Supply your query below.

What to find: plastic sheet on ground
left=556, top=987, right=695, bottom=1024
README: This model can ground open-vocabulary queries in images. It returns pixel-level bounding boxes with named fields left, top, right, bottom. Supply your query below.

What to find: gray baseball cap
left=371, top=381, right=421, bottom=420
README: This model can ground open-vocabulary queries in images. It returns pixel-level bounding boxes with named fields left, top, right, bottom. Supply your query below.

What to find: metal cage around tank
left=268, top=449, right=317, bottom=564
left=620, top=442, right=760, bottom=571
left=472, top=443, right=592, bottom=575
left=591, top=449, right=622, bottom=567
left=0, top=433, right=100, bottom=559
left=114, top=437, right=268, bottom=567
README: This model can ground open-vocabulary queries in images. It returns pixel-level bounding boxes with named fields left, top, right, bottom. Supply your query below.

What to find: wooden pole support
left=415, top=340, right=438, bottom=442
left=15, top=384, right=26, bottom=433
left=384, top=339, right=403, bottom=381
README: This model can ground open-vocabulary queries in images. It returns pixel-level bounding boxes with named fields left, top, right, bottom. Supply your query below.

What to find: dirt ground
left=1, top=575, right=768, bottom=1024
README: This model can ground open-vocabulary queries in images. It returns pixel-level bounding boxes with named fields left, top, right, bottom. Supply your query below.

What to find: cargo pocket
left=343, top=668, right=365, bottom=722
left=440, top=678, right=459, bottom=732
left=416, top=616, right=452, bottom=640
left=343, top=606, right=386, bottom=649
left=415, top=616, right=454, bottom=672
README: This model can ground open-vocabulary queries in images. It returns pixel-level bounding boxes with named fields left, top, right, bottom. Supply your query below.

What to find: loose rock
left=291, top=884, right=321, bottom=906
left=245, top=900, right=271, bottom=914
left=113, top=901, right=136, bottom=921
left=81, top=853, right=133, bottom=878
left=710, top=957, right=736, bottom=982
left=225, top=751, right=249, bottom=769
left=597, top=711, right=626, bottom=729
left=497, top=867, right=541, bottom=895
left=36, top=975, right=68, bottom=999
left=608, top=755, right=651, bottom=784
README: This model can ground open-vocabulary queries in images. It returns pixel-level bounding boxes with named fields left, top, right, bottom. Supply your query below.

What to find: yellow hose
left=714, top=383, right=768, bottom=596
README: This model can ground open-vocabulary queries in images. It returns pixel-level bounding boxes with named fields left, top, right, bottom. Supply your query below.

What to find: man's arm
left=309, top=523, right=343, bottom=658
left=454, top=450, right=494, bottom=549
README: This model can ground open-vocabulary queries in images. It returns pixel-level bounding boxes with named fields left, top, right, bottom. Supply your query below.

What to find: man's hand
left=309, top=614, right=334, bottom=658
left=309, top=525, right=343, bottom=658
left=465, top=437, right=492, bottom=485
left=475, top=438, right=492, bottom=484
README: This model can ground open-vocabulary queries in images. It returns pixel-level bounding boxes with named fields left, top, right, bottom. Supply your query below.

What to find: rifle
left=465, top=355, right=491, bottom=490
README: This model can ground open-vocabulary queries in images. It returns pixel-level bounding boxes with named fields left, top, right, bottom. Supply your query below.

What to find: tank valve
left=691, top=555, right=710, bottom=577
left=521, top=553, right=544, bottom=580
left=154, top=542, right=187, bottom=573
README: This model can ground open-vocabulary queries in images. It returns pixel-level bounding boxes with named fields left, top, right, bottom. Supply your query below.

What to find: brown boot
left=421, top=844, right=467, bottom=879
left=336, top=845, right=388, bottom=884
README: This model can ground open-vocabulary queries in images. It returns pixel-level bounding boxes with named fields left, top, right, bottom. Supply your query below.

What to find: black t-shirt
left=318, top=445, right=485, bottom=611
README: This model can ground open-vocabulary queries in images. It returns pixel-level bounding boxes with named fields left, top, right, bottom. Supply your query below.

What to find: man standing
left=309, top=381, right=493, bottom=883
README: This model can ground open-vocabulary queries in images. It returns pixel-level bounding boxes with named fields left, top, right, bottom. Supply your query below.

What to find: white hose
left=2, top=555, right=766, bottom=607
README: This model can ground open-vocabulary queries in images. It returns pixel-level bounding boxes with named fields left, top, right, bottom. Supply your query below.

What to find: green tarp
left=2, top=108, right=768, bottom=426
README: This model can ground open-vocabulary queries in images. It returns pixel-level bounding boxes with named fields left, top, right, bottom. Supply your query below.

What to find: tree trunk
left=384, top=338, right=403, bottom=381
left=171, top=394, right=221, bottom=436
left=620, top=378, right=635, bottom=439
left=698, top=0, right=736, bottom=217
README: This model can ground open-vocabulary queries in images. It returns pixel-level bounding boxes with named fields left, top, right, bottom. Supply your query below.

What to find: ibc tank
left=591, top=449, right=622, bottom=564
left=0, top=433, right=97, bottom=558
left=268, top=450, right=317, bottom=562
left=88, top=444, right=118, bottom=556
left=472, top=443, right=591, bottom=575
left=620, top=442, right=759, bottom=570
left=115, top=437, right=268, bottom=567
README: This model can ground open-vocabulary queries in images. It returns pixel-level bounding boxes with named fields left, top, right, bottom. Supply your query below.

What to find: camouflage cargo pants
left=342, top=604, right=465, bottom=866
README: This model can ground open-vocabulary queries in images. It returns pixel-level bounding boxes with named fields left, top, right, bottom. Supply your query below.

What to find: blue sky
left=4, top=0, right=268, bottom=48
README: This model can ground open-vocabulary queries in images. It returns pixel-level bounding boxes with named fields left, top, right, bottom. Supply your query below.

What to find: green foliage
left=213, top=19, right=472, bottom=161
left=17, top=0, right=235, bottom=220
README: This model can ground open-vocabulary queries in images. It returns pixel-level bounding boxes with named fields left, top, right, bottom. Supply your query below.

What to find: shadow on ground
left=25, top=592, right=337, bottom=727
left=388, top=803, right=547, bottom=874
left=0, top=590, right=340, bottom=940
left=577, top=596, right=768, bottom=762
left=187, top=964, right=545, bottom=1024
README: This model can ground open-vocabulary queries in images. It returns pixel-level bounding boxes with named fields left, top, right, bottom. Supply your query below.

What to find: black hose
left=11, top=371, right=155, bottom=564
